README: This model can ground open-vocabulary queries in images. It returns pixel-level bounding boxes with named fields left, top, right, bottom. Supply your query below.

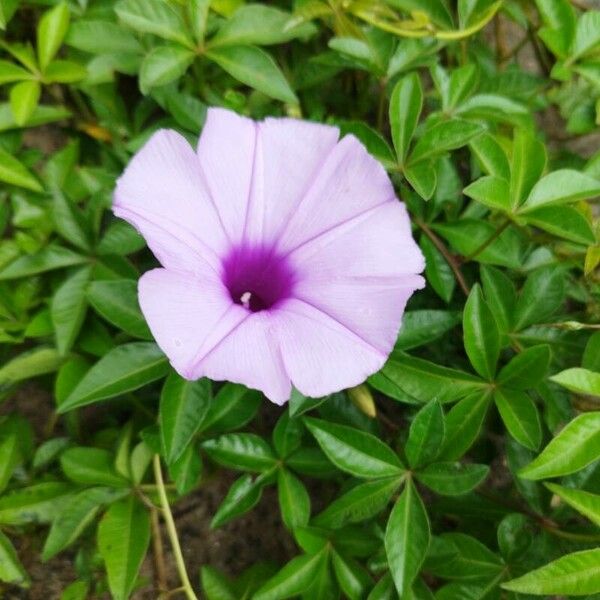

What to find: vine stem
left=415, top=217, right=471, bottom=296
left=153, top=455, right=198, bottom=600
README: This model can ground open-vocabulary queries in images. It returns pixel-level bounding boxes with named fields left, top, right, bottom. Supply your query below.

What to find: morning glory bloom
left=113, top=108, right=425, bottom=405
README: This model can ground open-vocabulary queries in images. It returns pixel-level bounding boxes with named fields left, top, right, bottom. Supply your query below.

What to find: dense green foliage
left=0, top=0, right=599, bottom=598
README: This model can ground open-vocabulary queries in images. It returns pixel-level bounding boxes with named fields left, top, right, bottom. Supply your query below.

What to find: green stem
left=153, top=455, right=198, bottom=600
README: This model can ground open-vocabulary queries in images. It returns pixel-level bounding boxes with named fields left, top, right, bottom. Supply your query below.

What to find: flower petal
left=288, top=201, right=425, bottom=354
left=114, top=129, right=227, bottom=273
left=138, top=267, right=243, bottom=378
left=273, top=299, right=388, bottom=398
left=196, top=108, right=257, bottom=242
left=191, top=312, right=292, bottom=405
left=243, top=117, right=339, bottom=245
left=275, top=134, right=396, bottom=253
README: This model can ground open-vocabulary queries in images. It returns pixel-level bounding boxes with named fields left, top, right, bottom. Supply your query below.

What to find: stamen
left=240, top=291, right=252, bottom=309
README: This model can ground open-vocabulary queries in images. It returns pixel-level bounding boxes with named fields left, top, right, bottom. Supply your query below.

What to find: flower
left=113, top=108, right=425, bottom=405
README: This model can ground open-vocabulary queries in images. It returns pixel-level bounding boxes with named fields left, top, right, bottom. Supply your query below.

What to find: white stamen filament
left=240, top=291, right=252, bottom=309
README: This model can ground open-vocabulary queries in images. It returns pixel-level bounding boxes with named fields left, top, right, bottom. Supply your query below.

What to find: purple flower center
left=222, top=244, right=296, bottom=313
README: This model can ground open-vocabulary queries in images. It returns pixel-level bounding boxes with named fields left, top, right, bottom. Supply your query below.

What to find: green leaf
left=404, top=160, right=437, bottom=200
left=521, top=205, right=596, bottom=244
left=313, top=477, right=402, bottom=528
left=520, top=169, right=600, bottom=212
left=332, top=551, right=371, bottom=600
left=43, top=487, right=128, bottom=560
left=509, top=129, right=546, bottom=209
left=254, top=549, right=329, bottom=600
left=211, top=471, right=271, bottom=528
left=37, top=2, right=70, bottom=72
left=395, top=310, right=460, bottom=351
left=59, top=581, right=89, bottom=600
left=187, top=0, right=210, bottom=43
left=514, top=265, right=565, bottom=330
left=203, top=433, right=277, bottom=472
left=390, top=72, right=422, bottom=163
left=367, top=572, right=395, bottom=599
left=419, top=235, right=455, bottom=303
left=51, top=188, right=91, bottom=252
left=0, top=347, right=63, bottom=393
left=0, top=59, right=30, bottom=84
left=201, top=383, right=261, bottom=433
left=416, top=462, right=489, bottom=495
left=0, top=530, right=29, bottom=587
left=139, top=45, right=195, bottom=94
left=583, top=332, right=600, bottom=371
left=463, top=284, right=500, bottom=380
left=0, top=244, right=86, bottom=280
left=387, top=0, right=453, bottom=28
left=502, top=548, right=600, bottom=596
left=440, top=391, right=491, bottom=460
left=160, top=373, right=211, bottom=464
left=550, top=368, right=600, bottom=398
left=497, top=345, right=551, bottom=390
left=385, top=479, right=430, bottom=597
left=97, top=221, right=145, bottom=256
left=169, top=443, right=202, bottom=495
left=272, top=411, right=303, bottom=458
left=98, top=497, right=150, bottom=600
left=0, top=147, right=42, bottom=192
left=201, top=565, right=237, bottom=600
left=0, top=0, right=19, bottom=30
left=210, top=5, right=313, bottom=46
left=43, top=59, right=86, bottom=83
left=0, top=435, right=19, bottom=494
left=519, top=412, right=600, bottom=479
left=66, top=19, right=142, bottom=54
left=304, top=416, right=404, bottom=479
left=495, top=389, right=542, bottom=451
left=206, top=45, right=297, bottom=103
left=0, top=482, right=72, bottom=525
left=115, top=0, right=193, bottom=47
left=426, top=533, right=503, bottom=580
left=469, top=133, right=510, bottom=181
left=571, top=10, right=600, bottom=59
left=60, top=447, right=129, bottom=487
left=433, top=219, right=523, bottom=269
left=88, top=279, right=151, bottom=339
left=405, top=400, right=445, bottom=468
left=337, top=120, right=396, bottom=166
left=0, top=102, right=70, bottom=131
left=51, top=266, right=91, bottom=355
left=9, top=80, right=40, bottom=126
left=463, top=176, right=511, bottom=212
left=536, top=0, right=576, bottom=58
left=372, top=352, right=485, bottom=404
left=409, top=119, right=483, bottom=164
left=278, top=468, right=310, bottom=530
left=546, top=483, right=600, bottom=527
left=58, top=342, right=169, bottom=412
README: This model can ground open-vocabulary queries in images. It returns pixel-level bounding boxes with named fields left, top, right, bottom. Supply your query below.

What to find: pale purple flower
left=113, top=108, right=425, bottom=405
